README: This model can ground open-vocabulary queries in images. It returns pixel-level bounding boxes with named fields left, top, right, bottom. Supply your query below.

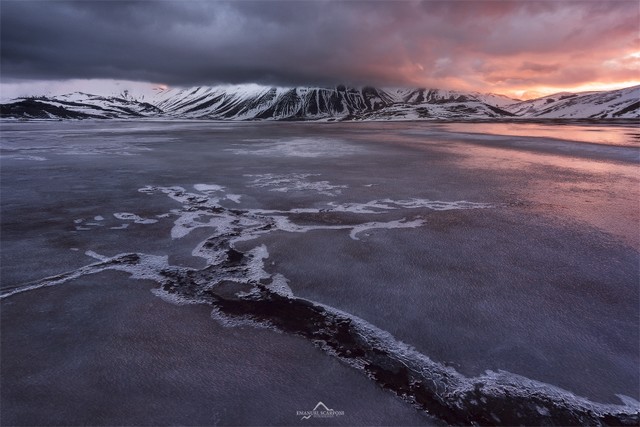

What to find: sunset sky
left=1, top=0, right=638, bottom=100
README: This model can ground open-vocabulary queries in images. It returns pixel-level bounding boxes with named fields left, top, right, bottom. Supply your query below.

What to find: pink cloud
left=2, top=0, right=638, bottom=96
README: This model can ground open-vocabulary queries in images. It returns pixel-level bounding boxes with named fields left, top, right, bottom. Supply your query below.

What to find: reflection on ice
left=440, top=122, right=638, bottom=147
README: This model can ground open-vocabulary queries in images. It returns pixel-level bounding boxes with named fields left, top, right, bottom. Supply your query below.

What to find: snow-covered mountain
left=1, top=84, right=637, bottom=120
left=152, top=85, right=389, bottom=119
left=150, top=85, right=520, bottom=120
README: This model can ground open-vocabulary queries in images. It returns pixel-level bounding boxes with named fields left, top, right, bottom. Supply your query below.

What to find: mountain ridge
left=1, top=84, right=637, bottom=121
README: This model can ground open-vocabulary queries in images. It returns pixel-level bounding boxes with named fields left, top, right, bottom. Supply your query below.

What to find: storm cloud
left=1, top=0, right=638, bottom=95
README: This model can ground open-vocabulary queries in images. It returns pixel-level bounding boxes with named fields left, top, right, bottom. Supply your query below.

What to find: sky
left=1, top=0, right=639, bottom=100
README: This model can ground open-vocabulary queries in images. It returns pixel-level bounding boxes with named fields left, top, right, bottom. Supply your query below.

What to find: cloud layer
left=1, top=0, right=638, bottom=96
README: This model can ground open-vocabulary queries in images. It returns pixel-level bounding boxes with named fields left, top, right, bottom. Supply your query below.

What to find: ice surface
left=193, top=183, right=225, bottom=193
left=1, top=120, right=638, bottom=425
left=113, top=213, right=158, bottom=224
left=226, top=137, right=362, bottom=157
left=348, top=218, right=425, bottom=240
left=246, top=173, right=347, bottom=196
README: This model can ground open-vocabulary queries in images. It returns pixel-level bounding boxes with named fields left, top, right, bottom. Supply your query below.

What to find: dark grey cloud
left=1, top=0, right=638, bottom=90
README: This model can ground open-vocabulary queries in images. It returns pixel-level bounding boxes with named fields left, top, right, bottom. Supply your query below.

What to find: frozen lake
left=1, top=120, right=639, bottom=425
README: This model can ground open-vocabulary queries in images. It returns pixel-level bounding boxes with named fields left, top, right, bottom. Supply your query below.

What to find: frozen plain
left=1, top=120, right=638, bottom=425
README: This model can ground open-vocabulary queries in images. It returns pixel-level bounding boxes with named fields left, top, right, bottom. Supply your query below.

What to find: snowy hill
left=504, top=85, right=639, bottom=119
left=0, top=92, right=162, bottom=119
left=1, top=85, right=637, bottom=121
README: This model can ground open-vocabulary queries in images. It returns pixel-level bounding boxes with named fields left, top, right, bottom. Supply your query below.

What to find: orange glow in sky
left=404, top=44, right=640, bottom=99
left=505, top=51, right=640, bottom=99
left=509, top=81, right=640, bottom=100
